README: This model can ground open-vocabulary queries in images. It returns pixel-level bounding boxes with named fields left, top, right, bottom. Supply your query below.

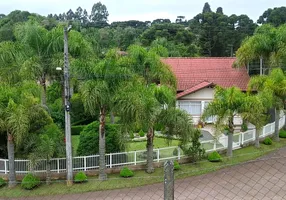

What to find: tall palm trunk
left=255, top=128, right=261, bottom=148
left=146, top=127, right=154, bottom=173
left=7, top=133, right=16, bottom=187
left=110, top=112, right=115, bottom=124
left=99, top=107, right=107, bottom=180
left=46, top=160, right=51, bottom=185
left=274, top=108, right=280, bottom=142
left=41, top=77, right=47, bottom=107
left=227, top=117, right=234, bottom=157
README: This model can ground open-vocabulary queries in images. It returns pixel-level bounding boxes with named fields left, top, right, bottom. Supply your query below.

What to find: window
left=178, top=101, right=202, bottom=115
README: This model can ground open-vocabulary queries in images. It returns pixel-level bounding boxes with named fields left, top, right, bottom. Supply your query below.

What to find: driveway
left=6, top=147, right=286, bottom=200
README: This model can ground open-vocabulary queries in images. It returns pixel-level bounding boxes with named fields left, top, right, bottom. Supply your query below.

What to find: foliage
left=21, top=173, right=40, bottom=190
left=120, top=167, right=134, bottom=178
left=173, top=160, right=181, bottom=170
left=77, top=121, right=124, bottom=156
left=263, top=137, right=273, bottom=145
left=74, top=172, right=88, bottom=183
left=181, top=129, right=205, bottom=162
left=0, top=178, right=6, bottom=187
left=208, top=151, right=222, bottom=162
left=279, top=130, right=286, bottom=138
left=71, top=125, right=86, bottom=136
left=241, top=123, right=248, bottom=132
left=258, top=7, right=286, bottom=27
left=138, top=130, right=145, bottom=137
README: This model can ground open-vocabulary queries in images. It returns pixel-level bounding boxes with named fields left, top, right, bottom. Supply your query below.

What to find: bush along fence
left=0, top=115, right=285, bottom=175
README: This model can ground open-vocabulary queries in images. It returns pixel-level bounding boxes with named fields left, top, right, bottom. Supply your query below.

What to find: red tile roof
left=176, top=81, right=214, bottom=98
left=162, top=58, right=250, bottom=93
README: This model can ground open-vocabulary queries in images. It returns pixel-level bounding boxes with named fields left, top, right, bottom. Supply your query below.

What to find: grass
left=127, top=137, right=180, bottom=151
left=1, top=138, right=286, bottom=198
left=72, top=135, right=80, bottom=155
left=71, top=135, right=180, bottom=155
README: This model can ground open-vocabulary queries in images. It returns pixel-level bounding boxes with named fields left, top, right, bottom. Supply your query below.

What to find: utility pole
left=64, top=26, right=73, bottom=186
left=260, top=56, right=263, bottom=75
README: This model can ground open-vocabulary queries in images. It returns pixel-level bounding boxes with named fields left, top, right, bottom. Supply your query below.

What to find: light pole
left=63, top=25, right=73, bottom=186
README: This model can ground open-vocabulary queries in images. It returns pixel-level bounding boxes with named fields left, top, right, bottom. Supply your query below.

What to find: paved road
left=5, top=147, right=286, bottom=200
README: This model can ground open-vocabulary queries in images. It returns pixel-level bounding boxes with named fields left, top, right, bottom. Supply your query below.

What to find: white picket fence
left=0, top=115, right=285, bottom=175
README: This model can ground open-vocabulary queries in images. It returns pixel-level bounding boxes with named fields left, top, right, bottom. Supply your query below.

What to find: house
left=162, top=57, right=250, bottom=125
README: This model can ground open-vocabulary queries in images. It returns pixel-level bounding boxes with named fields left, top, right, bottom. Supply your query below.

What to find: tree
left=258, top=7, right=286, bottom=27
left=202, top=2, right=212, bottom=13
left=114, top=45, right=177, bottom=173
left=115, top=82, right=176, bottom=173
left=28, top=124, right=64, bottom=185
left=241, top=91, right=272, bottom=148
left=0, top=82, right=43, bottom=187
left=89, top=2, right=109, bottom=28
left=15, top=19, right=93, bottom=107
left=247, top=69, right=286, bottom=141
left=202, top=86, right=246, bottom=157
left=235, top=24, right=278, bottom=75
left=78, top=49, right=132, bottom=180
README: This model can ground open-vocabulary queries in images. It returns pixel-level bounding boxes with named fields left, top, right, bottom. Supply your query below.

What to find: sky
left=0, top=0, right=285, bottom=23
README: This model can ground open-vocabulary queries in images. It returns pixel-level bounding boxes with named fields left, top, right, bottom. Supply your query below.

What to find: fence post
left=241, top=132, right=244, bottom=145
left=134, top=151, right=137, bottom=165
left=57, top=158, right=60, bottom=173
left=4, top=160, right=7, bottom=174
left=84, top=156, right=87, bottom=171
left=164, top=160, right=174, bottom=200
left=157, top=149, right=160, bottom=162
left=177, top=147, right=181, bottom=160
left=110, top=154, right=112, bottom=168
left=213, top=140, right=217, bottom=151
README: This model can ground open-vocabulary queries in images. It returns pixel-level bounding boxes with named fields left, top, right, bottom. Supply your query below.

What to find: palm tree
left=28, top=124, right=65, bottom=185
left=15, top=19, right=93, bottom=107
left=202, top=86, right=246, bottom=157
left=0, top=86, right=29, bottom=187
left=115, top=45, right=177, bottom=173
left=248, top=69, right=286, bottom=141
left=241, top=91, right=272, bottom=148
left=235, top=24, right=278, bottom=75
left=115, top=82, right=181, bottom=173
left=79, top=49, right=132, bottom=180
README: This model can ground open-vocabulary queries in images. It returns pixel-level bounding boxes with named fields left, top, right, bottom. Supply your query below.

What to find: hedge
left=71, top=125, right=86, bottom=135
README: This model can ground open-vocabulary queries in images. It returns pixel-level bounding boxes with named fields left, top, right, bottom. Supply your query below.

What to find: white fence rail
left=0, top=115, right=285, bottom=175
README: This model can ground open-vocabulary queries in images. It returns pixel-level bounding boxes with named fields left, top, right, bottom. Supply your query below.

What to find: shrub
left=129, top=132, right=135, bottom=140
left=0, top=178, right=6, bottom=187
left=120, top=167, right=134, bottom=178
left=74, top=172, right=87, bottom=183
left=263, top=137, right=273, bottom=145
left=71, top=125, right=86, bottom=135
left=241, top=123, right=248, bottom=132
left=138, top=130, right=145, bottom=137
left=21, top=173, right=40, bottom=190
left=173, top=148, right=178, bottom=156
left=174, top=161, right=181, bottom=170
left=181, top=129, right=205, bottom=162
left=77, top=121, right=125, bottom=156
left=208, top=151, right=222, bottom=162
left=279, top=130, right=286, bottom=138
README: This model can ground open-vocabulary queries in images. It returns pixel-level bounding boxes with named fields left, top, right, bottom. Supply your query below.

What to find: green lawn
left=2, top=138, right=286, bottom=198
left=72, top=135, right=180, bottom=155
left=126, top=137, right=180, bottom=151
left=72, top=135, right=80, bottom=155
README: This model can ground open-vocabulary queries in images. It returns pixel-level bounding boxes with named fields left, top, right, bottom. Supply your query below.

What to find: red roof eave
left=176, top=81, right=214, bottom=99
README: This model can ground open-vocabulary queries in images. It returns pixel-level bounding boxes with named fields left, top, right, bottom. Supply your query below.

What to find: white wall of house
left=179, top=87, right=214, bottom=100
left=177, top=87, right=243, bottom=126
